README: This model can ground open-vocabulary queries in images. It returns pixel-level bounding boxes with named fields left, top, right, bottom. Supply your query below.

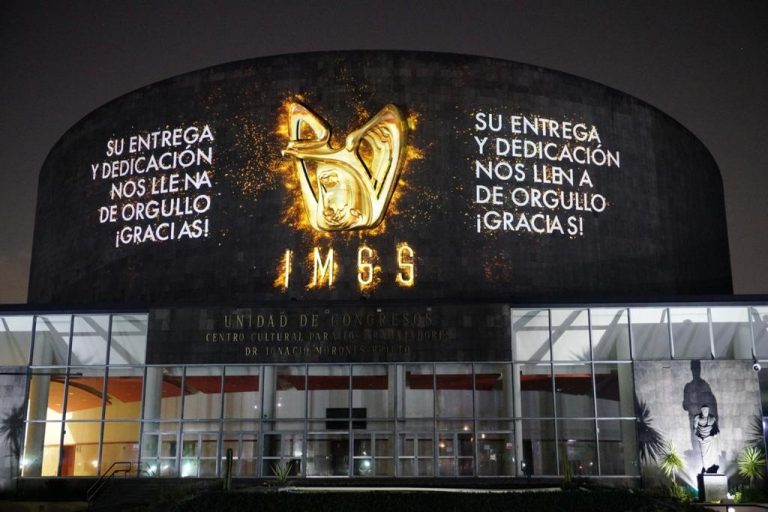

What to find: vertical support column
left=618, top=363, right=636, bottom=475
left=141, top=366, right=163, bottom=471
left=393, top=364, right=403, bottom=477
left=390, top=365, right=399, bottom=418
left=261, top=366, right=275, bottom=420
left=497, top=364, right=514, bottom=475
left=512, top=364, right=524, bottom=476
left=143, top=367, right=163, bottom=423
left=23, top=326, right=54, bottom=477
left=23, top=374, right=50, bottom=477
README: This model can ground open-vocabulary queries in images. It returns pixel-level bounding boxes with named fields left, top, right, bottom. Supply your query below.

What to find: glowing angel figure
left=282, top=103, right=407, bottom=231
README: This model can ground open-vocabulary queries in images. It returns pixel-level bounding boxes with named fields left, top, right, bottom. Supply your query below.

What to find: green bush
left=659, top=443, right=684, bottom=482
left=738, top=446, right=766, bottom=486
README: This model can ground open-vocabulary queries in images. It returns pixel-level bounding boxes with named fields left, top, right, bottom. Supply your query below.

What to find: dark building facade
left=1, top=52, right=763, bottom=489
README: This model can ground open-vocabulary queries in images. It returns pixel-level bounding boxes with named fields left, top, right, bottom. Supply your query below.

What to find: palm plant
left=738, top=446, right=766, bottom=486
left=635, top=396, right=665, bottom=464
left=0, top=405, right=25, bottom=481
left=659, top=443, right=685, bottom=482
left=748, top=414, right=765, bottom=449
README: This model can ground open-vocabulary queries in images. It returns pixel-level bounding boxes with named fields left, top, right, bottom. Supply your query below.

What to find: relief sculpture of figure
left=693, top=404, right=720, bottom=474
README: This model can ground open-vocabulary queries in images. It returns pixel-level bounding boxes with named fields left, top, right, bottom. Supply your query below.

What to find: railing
left=86, top=461, right=151, bottom=503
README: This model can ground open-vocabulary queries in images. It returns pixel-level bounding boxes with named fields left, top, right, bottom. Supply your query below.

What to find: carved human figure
left=682, top=360, right=718, bottom=452
left=693, top=404, right=720, bottom=473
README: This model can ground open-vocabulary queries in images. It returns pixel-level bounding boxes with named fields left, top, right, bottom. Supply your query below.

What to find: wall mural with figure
left=634, top=360, right=762, bottom=486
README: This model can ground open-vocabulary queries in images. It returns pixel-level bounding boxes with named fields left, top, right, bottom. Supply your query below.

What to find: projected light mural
left=29, top=51, right=731, bottom=306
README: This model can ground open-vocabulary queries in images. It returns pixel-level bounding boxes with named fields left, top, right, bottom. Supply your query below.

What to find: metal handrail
left=86, top=461, right=149, bottom=503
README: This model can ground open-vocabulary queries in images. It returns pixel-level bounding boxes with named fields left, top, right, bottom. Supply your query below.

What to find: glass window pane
left=263, top=420, right=304, bottom=432
left=182, top=421, right=220, bottom=434
left=670, top=307, right=711, bottom=359
left=517, top=364, right=553, bottom=417
left=221, top=431, right=259, bottom=477
left=353, top=365, right=393, bottom=419
left=109, top=314, right=148, bottom=365
left=477, top=420, right=514, bottom=431
left=597, top=420, right=638, bottom=476
left=630, top=308, right=671, bottom=360
left=436, top=364, right=473, bottom=418
left=306, top=433, right=349, bottom=476
left=70, top=315, right=109, bottom=365
left=27, top=369, right=67, bottom=422
left=143, top=367, right=183, bottom=420
left=520, top=419, right=556, bottom=475
left=22, top=422, right=62, bottom=476
left=105, top=367, right=144, bottom=420
left=711, top=307, right=752, bottom=359
left=140, top=424, right=179, bottom=477
left=222, top=420, right=259, bottom=432
left=477, top=432, right=515, bottom=476
left=223, top=366, right=260, bottom=419
left=437, top=429, right=474, bottom=477
left=0, top=315, right=33, bottom=365
left=308, top=365, right=349, bottom=421
left=353, top=433, right=394, bottom=477
left=591, top=308, right=631, bottom=360
left=594, top=363, right=635, bottom=418
left=64, top=421, right=101, bottom=476
left=32, top=315, right=71, bottom=366
left=101, top=421, right=140, bottom=474
left=437, top=420, right=474, bottom=432
left=262, top=433, right=303, bottom=477
left=183, top=367, right=222, bottom=420
left=180, top=431, right=219, bottom=477
left=475, top=363, right=512, bottom=419
left=398, top=433, right=433, bottom=477
left=512, top=310, right=550, bottom=362
left=21, top=421, right=51, bottom=476
left=551, top=309, right=590, bottom=361
left=554, top=364, right=594, bottom=418
left=269, top=366, right=305, bottom=420
left=65, top=368, right=105, bottom=421
left=377, top=435, right=394, bottom=469
left=558, top=419, right=597, bottom=476
left=753, top=307, right=768, bottom=359
left=401, top=364, right=434, bottom=418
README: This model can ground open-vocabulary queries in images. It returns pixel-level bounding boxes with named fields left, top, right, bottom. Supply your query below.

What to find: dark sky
left=1, top=1, right=766, bottom=304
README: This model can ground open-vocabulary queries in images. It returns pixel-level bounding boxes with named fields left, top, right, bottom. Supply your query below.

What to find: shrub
left=738, top=446, right=766, bottom=486
left=659, top=443, right=685, bottom=482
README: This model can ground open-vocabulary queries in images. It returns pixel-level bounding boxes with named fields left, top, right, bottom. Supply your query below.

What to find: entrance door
left=438, top=432, right=474, bottom=476
left=221, top=432, right=259, bottom=477
left=60, top=445, right=75, bottom=476
left=262, top=432, right=303, bottom=477
left=141, top=429, right=178, bottom=477
left=180, top=431, right=219, bottom=477
left=398, top=433, right=434, bottom=476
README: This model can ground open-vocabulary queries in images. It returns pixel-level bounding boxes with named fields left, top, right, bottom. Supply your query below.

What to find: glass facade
left=0, top=303, right=763, bottom=479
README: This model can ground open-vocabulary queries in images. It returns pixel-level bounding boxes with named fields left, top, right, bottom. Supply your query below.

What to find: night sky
left=1, top=1, right=766, bottom=304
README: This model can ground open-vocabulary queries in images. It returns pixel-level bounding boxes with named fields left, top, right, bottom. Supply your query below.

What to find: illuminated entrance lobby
left=10, top=303, right=768, bottom=482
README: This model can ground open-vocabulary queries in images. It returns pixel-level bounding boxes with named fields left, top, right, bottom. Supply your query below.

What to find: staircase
left=88, top=473, right=219, bottom=511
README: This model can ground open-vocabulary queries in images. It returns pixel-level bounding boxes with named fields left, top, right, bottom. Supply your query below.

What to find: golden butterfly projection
left=282, top=103, right=408, bottom=232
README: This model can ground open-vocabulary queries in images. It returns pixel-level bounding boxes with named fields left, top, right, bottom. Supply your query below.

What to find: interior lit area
left=0, top=305, right=765, bottom=479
